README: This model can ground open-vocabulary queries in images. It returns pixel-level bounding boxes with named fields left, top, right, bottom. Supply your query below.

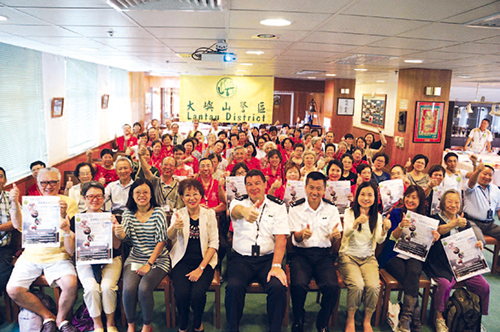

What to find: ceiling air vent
left=107, top=0, right=226, bottom=11
left=295, top=70, right=326, bottom=75
left=464, top=13, right=500, bottom=29
left=331, top=54, right=391, bottom=65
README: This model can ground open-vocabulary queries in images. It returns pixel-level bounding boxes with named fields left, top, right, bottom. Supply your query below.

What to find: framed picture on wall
left=413, top=101, right=445, bottom=143
left=361, top=94, right=386, bottom=127
left=51, top=98, right=64, bottom=118
left=102, top=94, right=109, bottom=109
left=337, top=98, right=355, bottom=116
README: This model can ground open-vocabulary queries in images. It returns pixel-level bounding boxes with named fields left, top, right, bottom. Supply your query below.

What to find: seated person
left=8, top=167, right=79, bottom=332
left=226, top=170, right=289, bottom=332
left=104, top=157, right=134, bottom=216
left=28, top=160, right=46, bottom=196
left=87, top=148, right=118, bottom=187
left=0, top=167, right=16, bottom=292
left=371, top=152, right=391, bottom=185
left=173, top=145, right=194, bottom=178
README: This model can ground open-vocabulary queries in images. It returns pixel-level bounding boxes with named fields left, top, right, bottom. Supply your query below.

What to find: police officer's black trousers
left=225, top=252, right=287, bottom=332
left=289, top=247, right=339, bottom=329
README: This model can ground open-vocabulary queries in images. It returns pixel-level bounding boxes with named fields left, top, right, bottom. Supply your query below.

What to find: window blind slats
left=0, top=43, right=46, bottom=181
left=66, top=58, right=98, bottom=156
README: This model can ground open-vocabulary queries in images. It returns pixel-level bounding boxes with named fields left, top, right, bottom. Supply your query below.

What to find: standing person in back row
left=225, top=169, right=289, bottom=332
left=465, top=118, right=493, bottom=153
left=288, top=171, right=342, bottom=332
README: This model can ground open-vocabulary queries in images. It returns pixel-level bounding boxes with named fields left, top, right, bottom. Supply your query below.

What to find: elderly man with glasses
left=7, top=167, right=79, bottom=332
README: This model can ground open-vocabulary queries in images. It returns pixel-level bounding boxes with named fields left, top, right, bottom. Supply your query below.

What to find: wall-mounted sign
left=179, top=75, right=274, bottom=123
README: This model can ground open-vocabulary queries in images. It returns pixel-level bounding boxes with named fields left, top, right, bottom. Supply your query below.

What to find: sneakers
left=40, top=320, right=57, bottom=332
left=435, top=318, right=449, bottom=332
left=58, top=321, right=79, bottom=332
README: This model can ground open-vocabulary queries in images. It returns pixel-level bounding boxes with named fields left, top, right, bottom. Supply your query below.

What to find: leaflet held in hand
left=284, top=180, right=306, bottom=208
left=393, top=211, right=439, bottom=262
left=325, top=181, right=351, bottom=214
left=441, top=228, right=490, bottom=282
left=22, top=196, right=60, bottom=247
left=379, top=179, right=404, bottom=215
left=75, top=213, right=113, bottom=265
left=226, top=176, right=247, bottom=207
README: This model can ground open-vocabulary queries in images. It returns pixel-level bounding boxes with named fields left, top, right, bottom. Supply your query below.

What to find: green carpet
left=1, top=249, right=499, bottom=332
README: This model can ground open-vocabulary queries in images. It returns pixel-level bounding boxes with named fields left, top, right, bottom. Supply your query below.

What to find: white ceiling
left=1, top=0, right=500, bottom=87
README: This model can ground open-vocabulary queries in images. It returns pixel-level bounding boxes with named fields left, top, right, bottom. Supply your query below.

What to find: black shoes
left=40, top=320, right=57, bottom=332
left=291, top=321, right=304, bottom=332
left=58, top=322, right=80, bottom=332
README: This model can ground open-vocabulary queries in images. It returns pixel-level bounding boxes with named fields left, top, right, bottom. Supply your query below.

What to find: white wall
left=42, top=53, right=131, bottom=165
left=450, top=86, right=500, bottom=102
left=353, top=81, right=398, bottom=137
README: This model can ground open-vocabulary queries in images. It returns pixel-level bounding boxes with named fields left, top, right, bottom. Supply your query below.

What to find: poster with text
left=325, top=181, right=351, bottom=215
left=394, top=211, right=439, bottom=261
left=379, top=179, right=404, bottom=215
left=75, top=213, right=113, bottom=265
left=226, top=176, right=247, bottom=207
left=22, top=196, right=60, bottom=248
left=284, top=180, right=306, bottom=209
left=180, top=75, right=274, bottom=124
left=441, top=228, right=490, bottom=282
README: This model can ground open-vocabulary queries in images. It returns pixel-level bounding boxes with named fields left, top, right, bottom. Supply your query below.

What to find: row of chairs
left=2, top=235, right=498, bottom=329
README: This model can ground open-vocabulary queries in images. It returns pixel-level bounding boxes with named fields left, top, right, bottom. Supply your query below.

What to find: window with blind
left=110, top=67, right=131, bottom=126
left=0, top=43, right=46, bottom=181
left=66, top=58, right=98, bottom=156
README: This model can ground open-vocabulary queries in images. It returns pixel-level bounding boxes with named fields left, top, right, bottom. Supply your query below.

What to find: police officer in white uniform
left=226, top=169, right=289, bottom=332
left=288, top=171, right=342, bottom=332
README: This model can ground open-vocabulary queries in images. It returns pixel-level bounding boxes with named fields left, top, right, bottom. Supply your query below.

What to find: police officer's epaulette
left=235, top=194, right=248, bottom=201
left=266, top=194, right=285, bottom=205
left=322, top=198, right=335, bottom=205
left=290, top=197, right=306, bottom=207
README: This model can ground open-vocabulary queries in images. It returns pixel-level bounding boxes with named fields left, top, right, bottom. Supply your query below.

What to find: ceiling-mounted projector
left=201, top=53, right=237, bottom=62
left=192, top=40, right=237, bottom=62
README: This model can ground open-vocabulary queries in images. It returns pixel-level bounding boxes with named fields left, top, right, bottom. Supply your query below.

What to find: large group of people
left=0, top=117, right=498, bottom=332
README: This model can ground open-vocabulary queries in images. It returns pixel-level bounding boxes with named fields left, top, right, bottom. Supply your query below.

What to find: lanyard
left=478, top=185, right=491, bottom=207
left=201, top=178, right=214, bottom=206
left=255, top=203, right=267, bottom=245
left=161, top=179, right=177, bottom=203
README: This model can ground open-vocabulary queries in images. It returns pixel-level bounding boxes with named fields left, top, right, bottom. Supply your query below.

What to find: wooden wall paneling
left=274, top=77, right=325, bottom=93
left=129, top=72, right=146, bottom=126
left=273, top=94, right=292, bottom=125
left=326, top=78, right=356, bottom=138
left=393, top=68, right=452, bottom=167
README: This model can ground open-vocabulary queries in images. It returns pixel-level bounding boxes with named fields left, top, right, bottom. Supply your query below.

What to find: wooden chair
left=155, top=275, right=172, bottom=328
left=377, top=268, right=431, bottom=327
left=484, top=235, right=500, bottom=274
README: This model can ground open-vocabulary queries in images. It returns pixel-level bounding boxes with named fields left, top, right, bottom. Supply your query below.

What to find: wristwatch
left=272, top=263, right=282, bottom=269
left=147, top=261, right=156, bottom=268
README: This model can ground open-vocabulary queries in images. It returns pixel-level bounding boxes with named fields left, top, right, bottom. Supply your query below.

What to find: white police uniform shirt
left=229, top=194, right=289, bottom=256
left=288, top=198, right=343, bottom=248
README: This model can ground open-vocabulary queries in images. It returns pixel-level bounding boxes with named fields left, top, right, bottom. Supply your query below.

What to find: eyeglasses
left=39, top=180, right=59, bottom=187
left=85, top=194, right=104, bottom=201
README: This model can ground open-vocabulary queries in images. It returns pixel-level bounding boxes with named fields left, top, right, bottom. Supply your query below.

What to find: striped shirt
left=0, top=191, right=12, bottom=247
left=122, top=207, right=170, bottom=273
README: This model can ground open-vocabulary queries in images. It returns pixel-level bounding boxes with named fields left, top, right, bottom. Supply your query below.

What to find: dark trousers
left=171, top=261, right=214, bottom=330
left=0, top=246, right=13, bottom=292
left=289, top=247, right=339, bottom=329
left=384, top=257, right=422, bottom=298
left=225, top=252, right=287, bottom=332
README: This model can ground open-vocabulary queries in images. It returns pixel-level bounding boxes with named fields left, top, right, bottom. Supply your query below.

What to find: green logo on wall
left=216, top=77, right=237, bottom=98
